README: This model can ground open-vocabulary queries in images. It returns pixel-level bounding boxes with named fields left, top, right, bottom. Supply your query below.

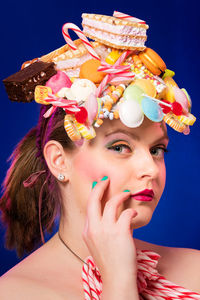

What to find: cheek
left=158, top=162, right=166, bottom=193
left=72, top=151, right=106, bottom=182
left=73, top=151, right=125, bottom=191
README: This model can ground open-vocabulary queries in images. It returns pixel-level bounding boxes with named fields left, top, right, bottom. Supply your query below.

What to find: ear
left=43, top=140, right=69, bottom=181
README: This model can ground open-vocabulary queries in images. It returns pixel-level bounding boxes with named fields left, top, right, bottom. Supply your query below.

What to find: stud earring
left=58, top=173, right=65, bottom=181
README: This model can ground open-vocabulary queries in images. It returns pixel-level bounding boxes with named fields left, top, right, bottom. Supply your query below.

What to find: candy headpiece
left=3, top=11, right=196, bottom=143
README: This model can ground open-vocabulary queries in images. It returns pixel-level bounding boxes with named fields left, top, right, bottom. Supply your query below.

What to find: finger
left=86, top=178, right=110, bottom=227
left=117, top=208, right=138, bottom=231
left=102, top=191, right=131, bottom=224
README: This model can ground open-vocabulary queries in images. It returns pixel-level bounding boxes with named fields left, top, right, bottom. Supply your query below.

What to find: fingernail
left=123, top=189, right=130, bottom=192
left=92, top=181, right=98, bottom=189
left=101, top=176, right=108, bottom=181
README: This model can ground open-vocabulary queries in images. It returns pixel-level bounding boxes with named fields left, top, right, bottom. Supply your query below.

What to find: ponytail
left=0, top=105, right=74, bottom=258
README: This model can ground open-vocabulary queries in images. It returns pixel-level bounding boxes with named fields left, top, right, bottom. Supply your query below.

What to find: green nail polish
left=101, top=176, right=108, bottom=181
left=92, top=181, right=98, bottom=189
left=123, top=189, right=131, bottom=192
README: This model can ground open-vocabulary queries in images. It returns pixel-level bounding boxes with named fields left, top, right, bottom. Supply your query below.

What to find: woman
left=1, top=11, right=200, bottom=299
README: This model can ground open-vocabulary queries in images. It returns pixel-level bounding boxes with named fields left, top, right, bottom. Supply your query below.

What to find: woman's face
left=66, top=117, right=169, bottom=229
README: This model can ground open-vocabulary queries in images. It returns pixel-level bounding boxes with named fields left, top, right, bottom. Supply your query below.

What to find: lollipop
left=123, top=85, right=144, bottom=104
left=141, top=95, right=163, bottom=122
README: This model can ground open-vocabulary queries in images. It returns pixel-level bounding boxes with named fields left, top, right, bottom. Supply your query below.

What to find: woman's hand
left=82, top=177, right=138, bottom=283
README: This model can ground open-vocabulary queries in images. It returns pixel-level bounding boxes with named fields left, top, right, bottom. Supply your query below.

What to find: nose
left=134, top=148, right=159, bottom=180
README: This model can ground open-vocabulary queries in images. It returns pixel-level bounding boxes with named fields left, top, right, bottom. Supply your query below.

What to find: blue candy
left=141, top=95, right=164, bottom=122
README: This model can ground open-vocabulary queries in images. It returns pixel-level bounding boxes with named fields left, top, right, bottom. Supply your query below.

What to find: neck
left=58, top=213, right=91, bottom=263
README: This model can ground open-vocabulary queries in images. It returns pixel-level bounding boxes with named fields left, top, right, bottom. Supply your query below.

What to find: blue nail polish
left=123, top=189, right=130, bottom=192
left=101, top=176, right=108, bottom=181
left=92, top=181, right=98, bottom=189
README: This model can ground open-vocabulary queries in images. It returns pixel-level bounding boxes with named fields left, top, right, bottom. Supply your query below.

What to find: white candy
left=57, top=87, right=74, bottom=100
left=109, top=112, right=114, bottom=120
left=119, top=99, right=144, bottom=128
left=70, top=79, right=97, bottom=102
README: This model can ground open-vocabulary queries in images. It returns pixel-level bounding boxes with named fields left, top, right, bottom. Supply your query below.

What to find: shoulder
left=161, top=246, right=200, bottom=293
left=0, top=274, right=35, bottom=299
left=0, top=249, right=60, bottom=300
left=0, top=272, right=64, bottom=300
left=135, top=238, right=200, bottom=293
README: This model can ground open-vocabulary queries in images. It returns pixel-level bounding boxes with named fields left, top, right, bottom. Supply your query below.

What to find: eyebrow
left=105, top=129, right=169, bottom=144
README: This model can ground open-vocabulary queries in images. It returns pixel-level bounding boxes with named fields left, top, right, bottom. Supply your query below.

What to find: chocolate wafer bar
left=3, top=61, right=57, bottom=102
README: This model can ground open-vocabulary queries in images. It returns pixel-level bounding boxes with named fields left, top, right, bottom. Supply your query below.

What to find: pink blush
left=73, top=151, right=103, bottom=181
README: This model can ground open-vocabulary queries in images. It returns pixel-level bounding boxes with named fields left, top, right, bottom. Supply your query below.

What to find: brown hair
left=0, top=105, right=75, bottom=258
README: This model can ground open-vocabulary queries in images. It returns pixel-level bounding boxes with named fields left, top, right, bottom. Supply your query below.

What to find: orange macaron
left=80, top=59, right=106, bottom=84
left=138, top=48, right=167, bottom=76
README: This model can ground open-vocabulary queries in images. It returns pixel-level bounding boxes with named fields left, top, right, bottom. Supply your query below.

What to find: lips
left=130, top=189, right=154, bottom=202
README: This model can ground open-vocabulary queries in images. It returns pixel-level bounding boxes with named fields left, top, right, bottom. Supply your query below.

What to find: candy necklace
left=58, top=231, right=89, bottom=266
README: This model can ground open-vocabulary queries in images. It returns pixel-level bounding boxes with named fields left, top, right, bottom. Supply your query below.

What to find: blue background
left=0, top=0, right=200, bottom=276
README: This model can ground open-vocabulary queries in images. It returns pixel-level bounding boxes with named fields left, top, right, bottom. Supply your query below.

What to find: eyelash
left=107, top=143, right=131, bottom=154
left=107, top=143, right=169, bottom=157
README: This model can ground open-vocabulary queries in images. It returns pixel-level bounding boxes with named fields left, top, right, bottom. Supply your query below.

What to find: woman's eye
left=151, top=147, right=168, bottom=158
left=107, top=143, right=132, bottom=154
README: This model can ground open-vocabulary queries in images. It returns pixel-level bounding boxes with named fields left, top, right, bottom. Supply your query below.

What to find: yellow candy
left=73, top=119, right=96, bottom=139
left=177, top=113, right=196, bottom=126
left=70, top=77, right=76, bottom=83
left=64, top=115, right=81, bottom=141
left=113, top=110, right=119, bottom=119
left=165, top=86, right=175, bottom=103
left=162, top=69, right=175, bottom=80
left=105, top=49, right=122, bottom=65
left=131, top=79, right=156, bottom=98
left=164, top=77, right=178, bottom=103
left=94, top=98, right=102, bottom=121
left=34, top=85, right=52, bottom=105
left=163, top=113, right=186, bottom=132
left=95, top=118, right=104, bottom=127
left=164, top=76, right=178, bottom=87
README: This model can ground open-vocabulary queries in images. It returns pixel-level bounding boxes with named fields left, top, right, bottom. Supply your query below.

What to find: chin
left=130, top=208, right=153, bottom=229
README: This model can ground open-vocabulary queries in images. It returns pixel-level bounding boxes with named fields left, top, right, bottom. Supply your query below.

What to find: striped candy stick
left=98, top=62, right=131, bottom=74
left=109, top=72, right=135, bottom=85
left=113, top=10, right=146, bottom=24
left=62, top=23, right=100, bottom=61
left=82, top=250, right=200, bottom=300
left=82, top=257, right=102, bottom=300
left=95, top=50, right=132, bottom=97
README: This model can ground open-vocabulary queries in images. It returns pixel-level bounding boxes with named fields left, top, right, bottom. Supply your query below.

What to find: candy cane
left=113, top=11, right=146, bottom=24
left=96, top=50, right=132, bottom=97
left=98, top=63, right=130, bottom=74
left=43, top=94, right=80, bottom=118
left=62, top=23, right=100, bottom=60
left=82, top=250, right=200, bottom=300
left=109, top=73, right=135, bottom=85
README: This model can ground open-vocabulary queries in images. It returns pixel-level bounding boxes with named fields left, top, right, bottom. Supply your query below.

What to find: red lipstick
left=131, top=189, right=154, bottom=202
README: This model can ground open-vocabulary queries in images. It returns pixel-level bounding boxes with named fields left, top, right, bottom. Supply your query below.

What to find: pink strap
left=23, top=170, right=46, bottom=187
left=82, top=249, right=200, bottom=299
left=23, top=170, right=47, bottom=244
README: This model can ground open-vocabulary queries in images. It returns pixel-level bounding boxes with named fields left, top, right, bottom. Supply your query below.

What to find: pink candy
left=174, top=86, right=188, bottom=112
left=46, top=71, right=72, bottom=94
left=85, top=93, right=98, bottom=125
